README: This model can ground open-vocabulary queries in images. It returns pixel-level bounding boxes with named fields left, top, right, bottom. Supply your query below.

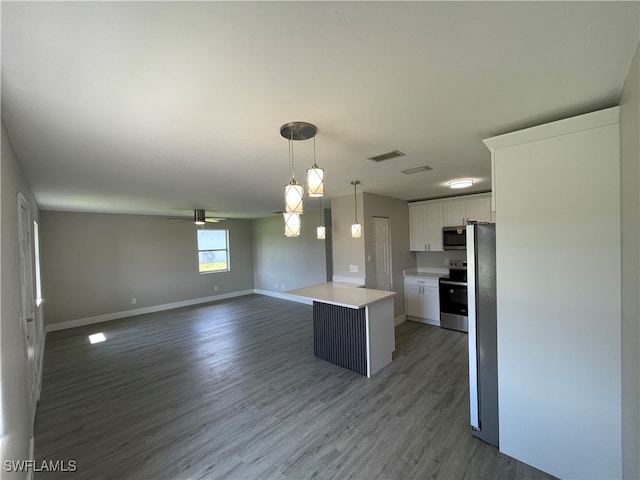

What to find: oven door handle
left=440, top=280, right=467, bottom=286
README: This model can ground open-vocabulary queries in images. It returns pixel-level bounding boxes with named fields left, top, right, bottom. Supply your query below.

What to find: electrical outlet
left=444, top=258, right=450, bottom=266
left=214, top=286, right=219, bottom=292
left=131, top=297, right=137, bottom=305
left=349, top=264, right=358, bottom=273
left=282, top=284, right=285, bottom=290
left=275, top=283, right=278, bottom=289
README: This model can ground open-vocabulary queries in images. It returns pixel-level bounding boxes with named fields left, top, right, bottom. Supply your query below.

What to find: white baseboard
left=406, top=316, right=441, bottom=327
left=394, top=314, right=406, bottom=326
left=45, top=290, right=255, bottom=332
left=254, top=289, right=312, bottom=305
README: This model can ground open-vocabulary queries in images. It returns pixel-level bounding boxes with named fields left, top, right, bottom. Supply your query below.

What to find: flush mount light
left=351, top=180, right=362, bottom=238
left=449, top=179, right=474, bottom=189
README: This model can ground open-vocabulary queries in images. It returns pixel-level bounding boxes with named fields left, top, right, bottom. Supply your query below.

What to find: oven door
left=439, top=279, right=468, bottom=332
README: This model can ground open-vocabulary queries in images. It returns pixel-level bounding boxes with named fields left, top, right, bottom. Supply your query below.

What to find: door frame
left=371, top=216, right=393, bottom=291
left=17, top=193, right=40, bottom=419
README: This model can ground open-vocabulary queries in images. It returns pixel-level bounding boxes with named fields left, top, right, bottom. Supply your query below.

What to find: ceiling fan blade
left=205, top=217, right=228, bottom=223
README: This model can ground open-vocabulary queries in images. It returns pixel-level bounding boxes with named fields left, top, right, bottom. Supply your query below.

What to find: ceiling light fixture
left=281, top=122, right=318, bottom=215
left=194, top=209, right=206, bottom=225
left=449, top=179, right=474, bottom=189
left=317, top=197, right=326, bottom=240
left=351, top=180, right=362, bottom=238
left=306, top=136, right=324, bottom=197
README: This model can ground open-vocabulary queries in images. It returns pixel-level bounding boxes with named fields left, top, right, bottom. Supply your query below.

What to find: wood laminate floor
left=35, top=294, right=555, bottom=480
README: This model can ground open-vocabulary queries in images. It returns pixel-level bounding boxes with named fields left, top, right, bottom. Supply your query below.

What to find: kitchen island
left=286, top=282, right=396, bottom=377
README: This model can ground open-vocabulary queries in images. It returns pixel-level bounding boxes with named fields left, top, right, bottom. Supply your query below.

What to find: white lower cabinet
left=404, top=277, right=440, bottom=326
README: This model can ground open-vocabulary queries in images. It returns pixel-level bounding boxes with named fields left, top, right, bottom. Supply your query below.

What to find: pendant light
left=351, top=180, right=362, bottom=238
left=281, top=122, right=317, bottom=215
left=194, top=209, right=206, bottom=225
left=284, top=131, right=304, bottom=215
left=283, top=212, right=301, bottom=237
left=317, top=196, right=326, bottom=240
left=306, top=136, right=324, bottom=197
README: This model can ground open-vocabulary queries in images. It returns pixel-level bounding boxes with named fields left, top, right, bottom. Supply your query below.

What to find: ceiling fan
left=166, top=209, right=228, bottom=225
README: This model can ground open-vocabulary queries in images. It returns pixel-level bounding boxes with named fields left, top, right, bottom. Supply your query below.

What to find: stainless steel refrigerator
left=466, top=223, right=499, bottom=447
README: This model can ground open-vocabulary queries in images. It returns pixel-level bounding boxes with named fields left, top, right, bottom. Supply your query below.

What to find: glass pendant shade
left=284, top=181, right=304, bottom=214
left=351, top=222, right=362, bottom=238
left=306, top=164, right=324, bottom=197
left=283, top=212, right=301, bottom=237
left=317, top=225, right=326, bottom=240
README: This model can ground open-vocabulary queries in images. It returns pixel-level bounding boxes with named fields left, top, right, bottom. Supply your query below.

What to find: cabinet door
left=422, top=286, right=440, bottom=322
left=409, top=204, right=427, bottom=251
left=466, top=196, right=491, bottom=223
left=426, top=203, right=444, bottom=251
left=405, top=282, right=423, bottom=317
left=443, top=201, right=466, bottom=226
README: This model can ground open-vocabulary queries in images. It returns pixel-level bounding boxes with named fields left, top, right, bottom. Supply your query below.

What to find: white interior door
left=372, top=217, right=391, bottom=291
left=18, top=194, right=38, bottom=410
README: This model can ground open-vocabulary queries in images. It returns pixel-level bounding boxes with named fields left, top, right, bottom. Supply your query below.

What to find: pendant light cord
left=289, top=129, right=295, bottom=182
left=354, top=182, right=358, bottom=222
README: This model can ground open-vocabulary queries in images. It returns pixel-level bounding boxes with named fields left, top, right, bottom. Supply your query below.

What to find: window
left=197, top=229, right=229, bottom=273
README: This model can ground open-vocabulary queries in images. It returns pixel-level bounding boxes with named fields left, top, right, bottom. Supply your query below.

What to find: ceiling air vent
left=367, top=150, right=405, bottom=162
left=402, top=165, right=433, bottom=175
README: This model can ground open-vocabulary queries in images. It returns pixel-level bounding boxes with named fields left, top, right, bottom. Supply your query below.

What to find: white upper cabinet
left=443, top=195, right=491, bottom=226
left=409, top=203, right=428, bottom=251
left=409, top=202, right=443, bottom=251
left=410, top=194, right=492, bottom=251
left=425, top=203, right=444, bottom=251
left=443, top=200, right=466, bottom=226
left=465, top=196, right=492, bottom=223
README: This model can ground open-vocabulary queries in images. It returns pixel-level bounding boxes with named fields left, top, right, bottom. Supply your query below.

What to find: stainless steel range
left=439, top=259, right=468, bottom=332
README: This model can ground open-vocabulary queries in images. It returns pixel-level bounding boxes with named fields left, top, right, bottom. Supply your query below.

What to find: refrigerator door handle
left=466, top=224, right=480, bottom=430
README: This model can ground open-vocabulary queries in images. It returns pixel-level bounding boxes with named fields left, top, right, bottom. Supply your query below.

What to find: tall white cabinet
left=484, top=107, right=621, bottom=480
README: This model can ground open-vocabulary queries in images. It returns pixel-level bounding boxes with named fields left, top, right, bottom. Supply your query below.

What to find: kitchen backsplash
left=416, top=250, right=466, bottom=268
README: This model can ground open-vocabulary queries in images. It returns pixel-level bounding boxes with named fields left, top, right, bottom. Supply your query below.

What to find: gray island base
left=286, top=283, right=396, bottom=377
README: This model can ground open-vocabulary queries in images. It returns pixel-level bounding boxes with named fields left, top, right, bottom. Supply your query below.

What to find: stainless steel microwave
left=443, top=226, right=466, bottom=250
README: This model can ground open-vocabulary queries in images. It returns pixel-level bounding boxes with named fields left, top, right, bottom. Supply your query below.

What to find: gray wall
left=252, top=212, right=329, bottom=293
left=1, top=120, right=40, bottom=475
left=620, top=40, right=640, bottom=480
left=331, top=193, right=366, bottom=281
left=362, top=192, right=415, bottom=318
left=40, top=212, right=254, bottom=325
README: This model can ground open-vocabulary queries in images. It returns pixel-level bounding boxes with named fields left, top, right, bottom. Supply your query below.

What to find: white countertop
left=403, top=268, right=447, bottom=279
left=285, top=282, right=396, bottom=309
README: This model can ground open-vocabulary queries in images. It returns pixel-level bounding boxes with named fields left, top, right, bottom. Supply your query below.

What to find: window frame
left=196, top=229, right=230, bottom=274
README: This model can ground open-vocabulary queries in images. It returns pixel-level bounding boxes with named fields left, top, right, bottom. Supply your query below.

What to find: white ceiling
left=2, top=1, right=639, bottom=219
